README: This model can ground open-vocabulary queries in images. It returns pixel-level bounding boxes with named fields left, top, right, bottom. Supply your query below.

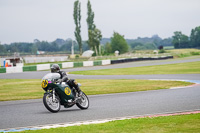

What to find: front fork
left=52, top=88, right=55, bottom=102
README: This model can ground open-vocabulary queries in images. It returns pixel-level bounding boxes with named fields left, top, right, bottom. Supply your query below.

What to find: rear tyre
left=43, top=93, right=60, bottom=113
left=76, top=92, right=89, bottom=109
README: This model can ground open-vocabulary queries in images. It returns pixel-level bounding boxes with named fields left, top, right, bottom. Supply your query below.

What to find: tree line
left=172, top=26, right=200, bottom=48
left=1, top=25, right=199, bottom=55
left=0, top=39, right=89, bottom=55
left=0, top=33, right=171, bottom=55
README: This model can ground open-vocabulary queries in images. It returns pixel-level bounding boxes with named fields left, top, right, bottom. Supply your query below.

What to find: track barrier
left=0, top=56, right=173, bottom=73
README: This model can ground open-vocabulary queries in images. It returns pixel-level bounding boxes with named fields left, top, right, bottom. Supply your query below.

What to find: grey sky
left=0, top=0, right=200, bottom=44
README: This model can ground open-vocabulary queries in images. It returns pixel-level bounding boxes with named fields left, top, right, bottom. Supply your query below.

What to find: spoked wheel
left=76, top=92, right=89, bottom=109
left=43, top=93, right=60, bottom=113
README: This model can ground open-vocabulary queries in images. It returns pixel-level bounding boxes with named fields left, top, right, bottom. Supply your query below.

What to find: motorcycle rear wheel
left=76, top=92, right=89, bottom=109
left=43, top=93, right=61, bottom=113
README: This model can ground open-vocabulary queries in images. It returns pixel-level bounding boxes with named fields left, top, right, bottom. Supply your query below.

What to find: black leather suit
left=58, top=71, right=81, bottom=93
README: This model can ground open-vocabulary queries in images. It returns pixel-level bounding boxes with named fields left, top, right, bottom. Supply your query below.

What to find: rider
left=50, top=64, right=82, bottom=96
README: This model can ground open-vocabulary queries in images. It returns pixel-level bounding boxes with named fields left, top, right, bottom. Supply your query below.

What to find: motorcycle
left=41, top=73, right=89, bottom=113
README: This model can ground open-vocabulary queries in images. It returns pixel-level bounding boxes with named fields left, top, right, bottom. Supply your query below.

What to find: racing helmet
left=51, top=64, right=60, bottom=73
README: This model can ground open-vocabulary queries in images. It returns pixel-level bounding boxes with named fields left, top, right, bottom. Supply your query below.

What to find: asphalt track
left=0, top=57, right=200, bottom=130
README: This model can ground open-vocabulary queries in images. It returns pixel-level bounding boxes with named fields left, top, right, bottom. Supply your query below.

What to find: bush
left=177, top=53, right=191, bottom=58
left=190, top=51, right=200, bottom=55
left=159, top=49, right=166, bottom=53
left=75, top=55, right=79, bottom=59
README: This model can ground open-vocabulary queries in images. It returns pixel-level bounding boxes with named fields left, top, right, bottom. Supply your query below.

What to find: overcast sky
left=0, top=0, right=200, bottom=44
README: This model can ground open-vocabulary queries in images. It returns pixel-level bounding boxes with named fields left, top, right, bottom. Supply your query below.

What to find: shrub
left=159, top=49, right=166, bottom=53
left=75, top=54, right=79, bottom=58
left=190, top=51, right=200, bottom=55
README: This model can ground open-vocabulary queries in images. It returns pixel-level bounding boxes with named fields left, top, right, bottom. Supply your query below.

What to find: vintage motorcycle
left=41, top=73, right=89, bottom=113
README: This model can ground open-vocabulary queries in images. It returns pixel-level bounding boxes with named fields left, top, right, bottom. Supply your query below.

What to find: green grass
left=70, top=61, right=200, bottom=75
left=21, top=113, right=200, bottom=133
left=78, top=79, right=192, bottom=95
left=167, top=49, right=200, bottom=58
left=0, top=79, right=192, bottom=101
left=0, top=79, right=41, bottom=101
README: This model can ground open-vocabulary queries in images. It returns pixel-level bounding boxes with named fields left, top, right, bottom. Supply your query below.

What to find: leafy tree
left=144, top=43, right=157, bottom=50
left=104, top=42, right=112, bottom=54
left=10, top=43, right=19, bottom=53
left=82, top=41, right=90, bottom=51
left=73, top=0, right=83, bottom=54
left=38, top=41, right=49, bottom=51
left=172, top=31, right=181, bottom=48
left=126, top=35, right=173, bottom=50
left=160, top=38, right=173, bottom=46
left=190, top=26, right=200, bottom=48
left=111, top=32, right=129, bottom=54
left=51, top=42, right=59, bottom=52
left=180, top=34, right=189, bottom=48
left=31, top=44, right=38, bottom=54
left=129, top=42, right=143, bottom=49
left=86, top=0, right=102, bottom=55
left=172, top=31, right=189, bottom=48
left=88, top=28, right=102, bottom=55
left=152, top=34, right=162, bottom=46
left=134, top=45, right=146, bottom=50
left=87, top=0, right=95, bottom=50
left=0, top=43, right=6, bottom=53
left=60, top=41, right=72, bottom=52
left=86, top=0, right=95, bottom=31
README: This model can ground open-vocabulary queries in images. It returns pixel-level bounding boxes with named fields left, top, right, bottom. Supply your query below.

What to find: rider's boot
left=69, top=79, right=83, bottom=97
left=72, top=80, right=83, bottom=97
left=76, top=86, right=83, bottom=97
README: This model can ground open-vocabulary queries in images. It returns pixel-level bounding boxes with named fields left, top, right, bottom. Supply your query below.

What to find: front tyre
left=76, top=92, right=89, bottom=109
left=43, top=93, right=60, bottom=113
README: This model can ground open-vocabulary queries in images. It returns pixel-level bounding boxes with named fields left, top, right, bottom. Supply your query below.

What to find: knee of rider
left=68, top=79, right=76, bottom=86
left=73, top=80, right=78, bottom=85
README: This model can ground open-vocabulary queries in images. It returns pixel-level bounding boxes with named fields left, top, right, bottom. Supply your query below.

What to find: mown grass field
left=70, top=61, right=200, bottom=75
left=0, top=79, right=192, bottom=101
left=168, top=49, right=200, bottom=56
left=21, top=113, right=200, bottom=133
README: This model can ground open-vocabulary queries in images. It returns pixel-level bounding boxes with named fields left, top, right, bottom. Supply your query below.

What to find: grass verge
left=168, top=49, right=200, bottom=58
left=0, top=79, right=192, bottom=101
left=70, top=61, right=200, bottom=75
left=21, top=113, right=200, bottom=133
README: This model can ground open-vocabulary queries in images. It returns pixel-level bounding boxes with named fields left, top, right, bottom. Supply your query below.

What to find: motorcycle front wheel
left=43, top=93, right=61, bottom=113
left=76, top=92, right=89, bottom=109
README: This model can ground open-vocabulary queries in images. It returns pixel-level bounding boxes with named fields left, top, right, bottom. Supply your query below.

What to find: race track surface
left=0, top=84, right=200, bottom=129
left=0, top=57, right=200, bottom=130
